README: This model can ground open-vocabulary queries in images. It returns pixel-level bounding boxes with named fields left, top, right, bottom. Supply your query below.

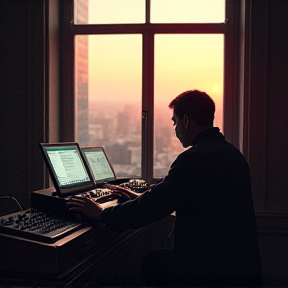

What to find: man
left=67, top=90, right=262, bottom=287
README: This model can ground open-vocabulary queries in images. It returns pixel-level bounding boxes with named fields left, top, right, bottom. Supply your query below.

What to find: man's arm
left=67, top=196, right=103, bottom=221
left=67, top=153, right=189, bottom=230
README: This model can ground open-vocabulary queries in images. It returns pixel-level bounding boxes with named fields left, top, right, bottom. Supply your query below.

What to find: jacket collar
left=191, top=127, right=224, bottom=146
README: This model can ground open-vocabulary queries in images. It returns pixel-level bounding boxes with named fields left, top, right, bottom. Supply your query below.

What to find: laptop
left=81, top=146, right=116, bottom=186
left=39, top=142, right=96, bottom=197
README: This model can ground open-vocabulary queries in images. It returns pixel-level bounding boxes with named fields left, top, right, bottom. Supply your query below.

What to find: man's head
left=169, top=90, right=215, bottom=148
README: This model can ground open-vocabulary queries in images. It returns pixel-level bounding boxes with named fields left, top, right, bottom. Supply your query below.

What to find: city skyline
left=75, top=0, right=225, bottom=177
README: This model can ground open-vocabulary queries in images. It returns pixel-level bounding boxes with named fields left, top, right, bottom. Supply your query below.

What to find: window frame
left=60, top=0, right=240, bottom=183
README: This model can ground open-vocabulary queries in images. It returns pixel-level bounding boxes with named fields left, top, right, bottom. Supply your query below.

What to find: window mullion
left=70, top=23, right=225, bottom=36
left=145, top=0, right=151, bottom=24
left=142, top=31, right=154, bottom=182
left=223, top=0, right=240, bottom=147
left=62, top=0, right=75, bottom=142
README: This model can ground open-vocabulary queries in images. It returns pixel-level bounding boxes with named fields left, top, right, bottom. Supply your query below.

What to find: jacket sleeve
left=101, top=153, right=190, bottom=231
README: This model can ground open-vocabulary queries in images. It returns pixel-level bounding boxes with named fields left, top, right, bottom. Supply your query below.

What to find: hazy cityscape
left=76, top=95, right=222, bottom=179
left=82, top=100, right=184, bottom=178
left=74, top=0, right=223, bottom=179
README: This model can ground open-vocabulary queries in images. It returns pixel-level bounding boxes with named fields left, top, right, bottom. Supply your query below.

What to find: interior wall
left=0, top=0, right=46, bottom=212
left=247, top=0, right=288, bottom=213
left=247, top=1, right=288, bottom=285
left=265, top=0, right=288, bottom=211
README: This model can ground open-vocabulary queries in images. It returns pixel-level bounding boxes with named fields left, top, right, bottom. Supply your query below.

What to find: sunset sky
left=83, top=0, right=225, bottom=128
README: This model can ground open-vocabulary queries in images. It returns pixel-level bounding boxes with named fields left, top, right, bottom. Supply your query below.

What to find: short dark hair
left=169, top=90, right=215, bottom=126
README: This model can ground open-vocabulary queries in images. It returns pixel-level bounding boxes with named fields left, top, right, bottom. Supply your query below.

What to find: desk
left=0, top=214, right=175, bottom=287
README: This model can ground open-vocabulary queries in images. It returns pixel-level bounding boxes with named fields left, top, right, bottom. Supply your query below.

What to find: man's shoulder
left=178, top=138, right=244, bottom=163
left=176, top=146, right=201, bottom=162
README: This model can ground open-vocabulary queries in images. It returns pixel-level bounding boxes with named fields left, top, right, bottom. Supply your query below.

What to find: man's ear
left=183, top=114, right=190, bottom=129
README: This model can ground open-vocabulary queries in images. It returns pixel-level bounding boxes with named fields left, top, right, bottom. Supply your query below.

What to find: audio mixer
left=0, top=208, right=82, bottom=243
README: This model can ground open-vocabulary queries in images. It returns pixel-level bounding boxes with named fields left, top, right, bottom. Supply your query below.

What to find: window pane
left=151, top=0, right=225, bottom=23
left=75, top=35, right=142, bottom=178
left=154, top=34, right=224, bottom=177
left=74, top=0, right=145, bottom=24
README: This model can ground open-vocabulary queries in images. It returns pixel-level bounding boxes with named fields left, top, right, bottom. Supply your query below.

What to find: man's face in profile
left=172, top=111, right=189, bottom=148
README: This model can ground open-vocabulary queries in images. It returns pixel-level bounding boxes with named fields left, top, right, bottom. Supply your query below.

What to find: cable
left=0, top=195, right=23, bottom=212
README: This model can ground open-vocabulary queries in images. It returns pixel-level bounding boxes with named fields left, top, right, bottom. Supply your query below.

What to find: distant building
left=75, top=0, right=89, bottom=145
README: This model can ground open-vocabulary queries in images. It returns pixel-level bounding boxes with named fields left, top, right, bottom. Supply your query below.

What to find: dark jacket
left=101, top=127, right=262, bottom=286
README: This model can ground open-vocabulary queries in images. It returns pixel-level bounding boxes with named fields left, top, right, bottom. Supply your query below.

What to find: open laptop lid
left=81, top=147, right=116, bottom=186
left=39, top=142, right=96, bottom=197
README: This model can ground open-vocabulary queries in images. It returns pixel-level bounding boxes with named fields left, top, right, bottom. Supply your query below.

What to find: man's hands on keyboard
left=102, top=183, right=141, bottom=200
left=67, top=184, right=142, bottom=221
left=67, top=196, right=104, bottom=221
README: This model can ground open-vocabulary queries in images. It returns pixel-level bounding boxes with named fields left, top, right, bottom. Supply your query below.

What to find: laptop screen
left=39, top=142, right=96, bottom=197
left=81, top=147, right=116, bottom=185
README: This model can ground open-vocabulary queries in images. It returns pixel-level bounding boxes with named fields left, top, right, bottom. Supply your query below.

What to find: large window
left=63, top=0, right=235, bottom=182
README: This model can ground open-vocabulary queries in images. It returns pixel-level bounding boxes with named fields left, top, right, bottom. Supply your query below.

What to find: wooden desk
left=0, top=215, right=175, bottom=287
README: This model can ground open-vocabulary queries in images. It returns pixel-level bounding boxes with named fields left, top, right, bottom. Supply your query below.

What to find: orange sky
left=84, top=0, right=225, bottom=128
left=87, top=0, right=225, bottom=24
left=87, top=34, right=223, bottom=106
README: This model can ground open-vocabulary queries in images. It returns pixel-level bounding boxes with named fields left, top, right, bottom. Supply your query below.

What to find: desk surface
left=0, top=214, right=175, bottom=287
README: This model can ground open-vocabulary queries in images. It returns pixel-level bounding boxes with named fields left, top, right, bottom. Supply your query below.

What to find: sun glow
left=212, top=86, right=219, bottom=92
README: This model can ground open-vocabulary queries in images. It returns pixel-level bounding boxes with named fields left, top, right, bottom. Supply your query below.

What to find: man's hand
left=103, top=183, right=141, bottom=199
left=67, top=196, right=103, bottom=221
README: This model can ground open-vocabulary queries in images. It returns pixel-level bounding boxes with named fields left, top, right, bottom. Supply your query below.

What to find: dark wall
left=265, top=0, right=288, bottom=210
left=255, top=2, right=288, bottom=284
left=0, top=0, right=46, bottom=211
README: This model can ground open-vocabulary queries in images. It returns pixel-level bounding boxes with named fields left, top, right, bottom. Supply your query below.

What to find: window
left=62, top=0, right=236, bottom=182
